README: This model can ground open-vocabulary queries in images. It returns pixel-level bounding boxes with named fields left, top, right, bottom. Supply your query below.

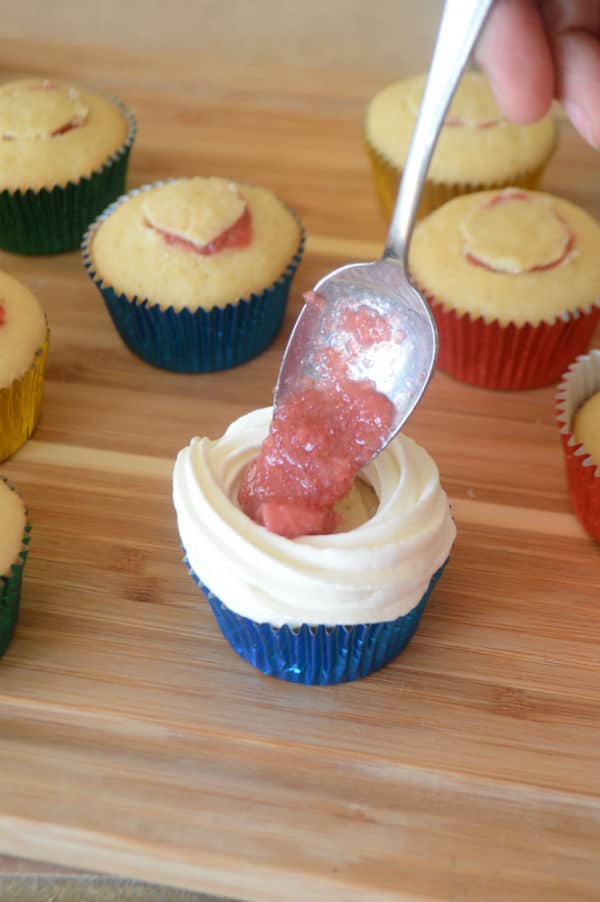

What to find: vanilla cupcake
left=0, top=271, right=48, bottom=461
left=0, top=78, right=135, bottom=254
left=365, top=71, right=556, bottom=222
left=410, top=188, right=600, bottom=389
left=0, top=479, right=31, bottom=657
left=556, top=351, right=600, bottom=543
left=173, top=408, right=455, bottom=685
left=83, top=177, right=304, bottom=372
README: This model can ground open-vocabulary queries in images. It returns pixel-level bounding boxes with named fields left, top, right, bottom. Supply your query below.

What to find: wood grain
left=0, top=37, right=599, bottom=902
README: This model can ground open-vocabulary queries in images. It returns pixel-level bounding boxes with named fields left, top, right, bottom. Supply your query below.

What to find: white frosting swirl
left=173, top=408, right=456, bottom=627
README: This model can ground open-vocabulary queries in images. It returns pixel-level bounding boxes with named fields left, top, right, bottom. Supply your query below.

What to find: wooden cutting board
left=0, top=37, right=599, bottom=902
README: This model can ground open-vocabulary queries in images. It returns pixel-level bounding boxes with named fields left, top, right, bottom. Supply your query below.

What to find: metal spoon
left=274, top=0, right=493, bottom=449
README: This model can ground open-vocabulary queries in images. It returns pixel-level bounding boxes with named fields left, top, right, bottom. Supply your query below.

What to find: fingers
left=476, top=0, right=555, bottom=123
left=542, top=1, right=600, bottom=147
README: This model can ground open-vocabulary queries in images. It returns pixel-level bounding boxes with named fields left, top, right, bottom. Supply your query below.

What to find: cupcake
left=0, top=77, right=135, bottom=254
left=0, top=271, right=48, bottom=461
left=364, top=71, right=556, bottom=222
left=409, top=188, right=600, bottom=389
left=556, top=350, right=600, bottom=543
left=83, top=177, right=304, bottom=372
left=0, top=478, right=31, bottom=657
left=173, top=408, right=455, bottom=685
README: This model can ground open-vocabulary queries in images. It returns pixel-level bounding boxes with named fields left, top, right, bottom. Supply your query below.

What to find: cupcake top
left=0, top=480, right=26, bottom=577
left=89, top=177, right=302, bottom=311
left=0, top=78, right=130, bottom=192
left=173, top=407, right=456, bottom=627
left=365, top=71, right=556, bottom=185
left=573, top=393, right=600, bottom=467
left=0, top=271, right=47, bottom=388
left=409, top=188, right=600, bottom=326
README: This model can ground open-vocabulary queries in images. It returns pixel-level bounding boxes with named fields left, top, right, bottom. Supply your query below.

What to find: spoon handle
left=384, top=0, right=494, bottom=264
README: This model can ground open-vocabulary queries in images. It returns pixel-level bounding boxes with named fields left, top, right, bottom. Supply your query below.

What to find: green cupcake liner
left=0, top=480, right=31, bottom=658
left=0, top=93, right=136, bottom=255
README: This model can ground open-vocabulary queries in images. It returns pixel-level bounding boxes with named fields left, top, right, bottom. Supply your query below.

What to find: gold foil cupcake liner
left=363, top=130, right=555, bottom=223
left=0, top=332, right=49, bottom=461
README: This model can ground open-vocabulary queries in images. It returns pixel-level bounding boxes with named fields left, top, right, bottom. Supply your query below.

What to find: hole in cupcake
left=144, top=206, right=252, bottom=256
left=142, top=178, right=253, bottom=256
left=461, top=190, right=576, bottom=275
left=334, top=477, right=380, bottom=533
left=0, top=83, right=88, bottom=140
left=0, top=304, right=5, bottom=328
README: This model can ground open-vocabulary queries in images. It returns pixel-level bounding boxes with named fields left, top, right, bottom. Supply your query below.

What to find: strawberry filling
left=238, top=294, right=395, bottom=539
left=445, top=116, right=501, bottom=129
left=146, top=204, right=252, bottom=256
left=340, top=307, right=392, bottom=347
left=0, top=304, right=5, bottom=327
left=50, top=119, right=83, bottom=137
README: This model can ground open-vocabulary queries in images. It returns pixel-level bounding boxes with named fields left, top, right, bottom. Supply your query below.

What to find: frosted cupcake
left=0, top=479, right=31, bottom=657
left=83, top=177, right=304, bottom=372
left=0, top=271, right=48, bottom=461
left=364, top=71, right=556, bottom=222
left=0, top=77, right=135, bottom=254
left=409, top=188, right=600, bottom=389
left=556, top=350, right=600, bottom=543
left=173, top=408, right=455, bottom=685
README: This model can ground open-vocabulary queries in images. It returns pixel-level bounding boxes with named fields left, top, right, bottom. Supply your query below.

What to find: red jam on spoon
left=238, top=294, right=395, bottom=539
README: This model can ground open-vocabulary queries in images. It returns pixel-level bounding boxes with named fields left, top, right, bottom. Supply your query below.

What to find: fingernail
left=563, top=100, right=600, bottom=150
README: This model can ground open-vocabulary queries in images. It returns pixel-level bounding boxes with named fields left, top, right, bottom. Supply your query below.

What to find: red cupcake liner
left=426, top=292, right=600, bottom=390
left=556, top=351, right=600, bottom=543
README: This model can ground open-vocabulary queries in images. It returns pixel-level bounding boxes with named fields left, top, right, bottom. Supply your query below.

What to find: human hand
left=476, top=0, right=600, bottom=148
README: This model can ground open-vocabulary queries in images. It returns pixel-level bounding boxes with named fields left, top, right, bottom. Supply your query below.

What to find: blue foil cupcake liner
left=0, top=93, right=136, bottom=255
left=0, top=479, right=31, bottom=658
left=184, top=554, right=448, bottom=685
left=82, top=180, right=305, bottom=373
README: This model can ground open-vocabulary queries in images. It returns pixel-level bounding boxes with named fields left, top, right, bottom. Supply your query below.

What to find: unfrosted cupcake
left=173, top=408, right=455, bottom=685
left=0, top=478, right=31, bottom=657
left=0, top=77, right=135, bottom=254
left=409, top=188, right=600, bottom=389
left=364, top=71, right=556, bottom=222
left=556, top=350, right=600, bottom=543
left=0, top=271, right=48, bottom=461
left=83, top=177, right=304, bottom=372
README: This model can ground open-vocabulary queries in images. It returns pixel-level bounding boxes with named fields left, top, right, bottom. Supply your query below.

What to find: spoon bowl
left=275, top=258, right=437, bottom=438
left=274, top=0, right=493, bottom=455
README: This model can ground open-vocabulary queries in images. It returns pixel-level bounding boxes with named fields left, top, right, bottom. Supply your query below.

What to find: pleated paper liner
left=0, top=479, right=31, bottom=657
left=183, top=553, right=448, bottom=685
left=556, top=350, right=600, bottom=543
left=363, top=132, right=554, bottom=224
left=422, top=289, right=600, bottom=390
left=0, top=332, right=49, bottom=462
left=82, top=181, right=305, bottom=373
left=0, top=94, right=136, bottom=255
